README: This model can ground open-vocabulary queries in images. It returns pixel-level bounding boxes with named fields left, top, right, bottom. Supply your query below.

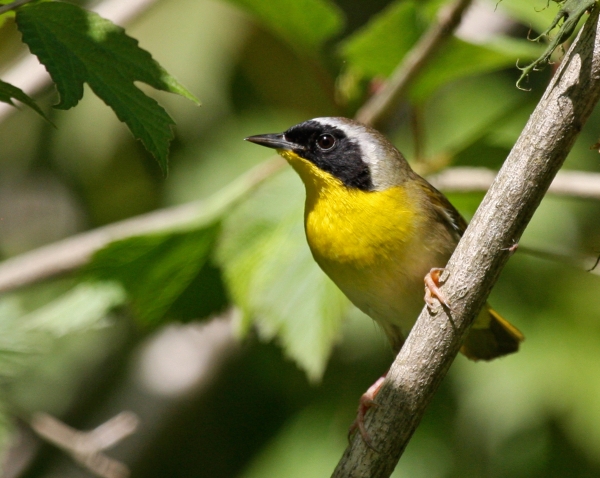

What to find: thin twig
left=355, top=0, right=474, bottom=128
left=517, top=245, right=600, bottom=275
left=0, top=0, right=34, bottom=16
left=333, top=6, right=600, bottom=477
left=428, top=166, right=600, bottom=200
left=31, top=411, right=139, bottom=478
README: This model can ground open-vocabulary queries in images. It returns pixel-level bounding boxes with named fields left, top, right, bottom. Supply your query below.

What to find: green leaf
left=85, top=224, right=220, bottom=326
left=0, top=297, right=46, bottom=378
left=15, top=2, right=199, bottom=174
left=338, top=0, right=543, bottom=103
left=21, top=281, right=126, bottom=335
left=0, top=78, right=49, bottom=121
left=0, top=281, right=125, bottom=379
left=228, top=0, right=343, bottom=56
left=0, top=406, right=12, bottom=471
left=217, top=170, right=349, bottom=381
left=409, top=37, right=544, bottom=103
left=339, top=0, right=425, bottom=78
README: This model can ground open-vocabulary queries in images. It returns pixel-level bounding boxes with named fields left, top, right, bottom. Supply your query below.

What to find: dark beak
left=245, top=133, right=300, bottom=151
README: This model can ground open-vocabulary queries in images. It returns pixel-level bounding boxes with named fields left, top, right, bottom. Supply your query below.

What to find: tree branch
left=2, top=160, right=599, bottom=294
left=428, top=166, right=600, bottom=200
left=333, top=6, right=600, bottom=478
left=31, top=411, right=139, bottom=478
left=355, top=0, right=474, bottom=128
left=0, top=158, right=284, bottom=294
left=0, top=0, right=34, bottom=16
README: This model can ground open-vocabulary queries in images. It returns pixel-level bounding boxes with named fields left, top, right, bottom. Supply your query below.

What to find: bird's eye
left=316, top=134, right=336, bottom=151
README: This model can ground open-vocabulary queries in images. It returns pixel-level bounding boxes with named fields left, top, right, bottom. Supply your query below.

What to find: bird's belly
left=315, top=249, right=431, bottom=341
left=306, top=212, right=446, bottom=343
left=303, top=183, right=451, bottom=348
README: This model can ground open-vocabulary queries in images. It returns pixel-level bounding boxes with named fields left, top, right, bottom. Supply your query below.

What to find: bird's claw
left=348, top=376, right=385, bottom=452
left=424, top=267, right=449, bottom=309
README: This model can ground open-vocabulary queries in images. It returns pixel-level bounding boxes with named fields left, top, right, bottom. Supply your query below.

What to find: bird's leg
left=424, top=267, right=449, bottom=309
left=348, top=374, right=386, bottom=450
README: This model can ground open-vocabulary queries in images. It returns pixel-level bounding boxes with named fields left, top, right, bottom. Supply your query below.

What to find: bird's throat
left=279, top=150, right=417, bottom=268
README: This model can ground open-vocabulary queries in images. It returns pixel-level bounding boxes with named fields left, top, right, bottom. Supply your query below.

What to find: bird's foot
left=348, top=375, right=386, bottom=451
left=424, top=267, right=449, bottom=309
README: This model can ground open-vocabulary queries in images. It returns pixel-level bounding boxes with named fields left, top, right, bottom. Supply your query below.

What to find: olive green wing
left=415, top=177, right=467, bottom=241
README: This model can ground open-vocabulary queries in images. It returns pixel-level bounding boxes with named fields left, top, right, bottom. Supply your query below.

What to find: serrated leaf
left=339, top=1, right=425, bottom=78
left=217, top=170, right=349, bottom=381
left=228, top=0, right=343, bottom=56
left=15, top=2, right=199, bottom=174
left=85, top=224, right=220, bottom=326
left=0, top=78, right=49, bottom=121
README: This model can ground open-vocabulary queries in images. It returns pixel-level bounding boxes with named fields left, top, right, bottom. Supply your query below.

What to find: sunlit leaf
left=15, top=2, right=199, bottom=174
left=22, top=281, right=126, bottom=335
left=0, top=281, right=125, bottom=379
left=338, top=0, right=544, bottom=104
left=228, top=0, right=343, bottom=56
left=217, top=170, right=349, bottom=381
left=339, top=0, right=425, bottom=77
left=86, top=225, right=220, bottom=325
left=0, top=297, right=46, bottom=378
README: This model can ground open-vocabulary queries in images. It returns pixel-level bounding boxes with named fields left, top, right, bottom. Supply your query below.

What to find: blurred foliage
left=0, top=0, right=599, bottom=477
left=216, top=169, right=349, bottom=380
left=86, top=224, right=220, bottom=325
left=226, top=0, right=344, bottom=56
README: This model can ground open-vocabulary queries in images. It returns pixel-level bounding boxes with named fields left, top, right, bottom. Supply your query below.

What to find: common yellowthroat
left=246, top=117, right=523, bottom=439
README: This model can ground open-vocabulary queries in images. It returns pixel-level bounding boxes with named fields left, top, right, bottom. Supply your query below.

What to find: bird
left=245, top=117, right=524, bottom=445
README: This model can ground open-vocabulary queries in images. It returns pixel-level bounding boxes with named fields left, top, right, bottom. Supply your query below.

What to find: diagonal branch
left=0, top=158, right=284, bottom=294
left=333, top=6, right=600, bottom=478
left=355, top=0, right=474, bottom=128
left=0, top=0, right=34, bottom=16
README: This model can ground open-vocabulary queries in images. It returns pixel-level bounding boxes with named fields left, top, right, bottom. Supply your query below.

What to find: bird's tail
left=460, top=306, right=524, bottom=361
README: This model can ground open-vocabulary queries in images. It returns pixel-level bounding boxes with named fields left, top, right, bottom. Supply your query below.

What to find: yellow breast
left=280, top=150, right=446, bottom=343
left=281, top=150, right=417, bottom=267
